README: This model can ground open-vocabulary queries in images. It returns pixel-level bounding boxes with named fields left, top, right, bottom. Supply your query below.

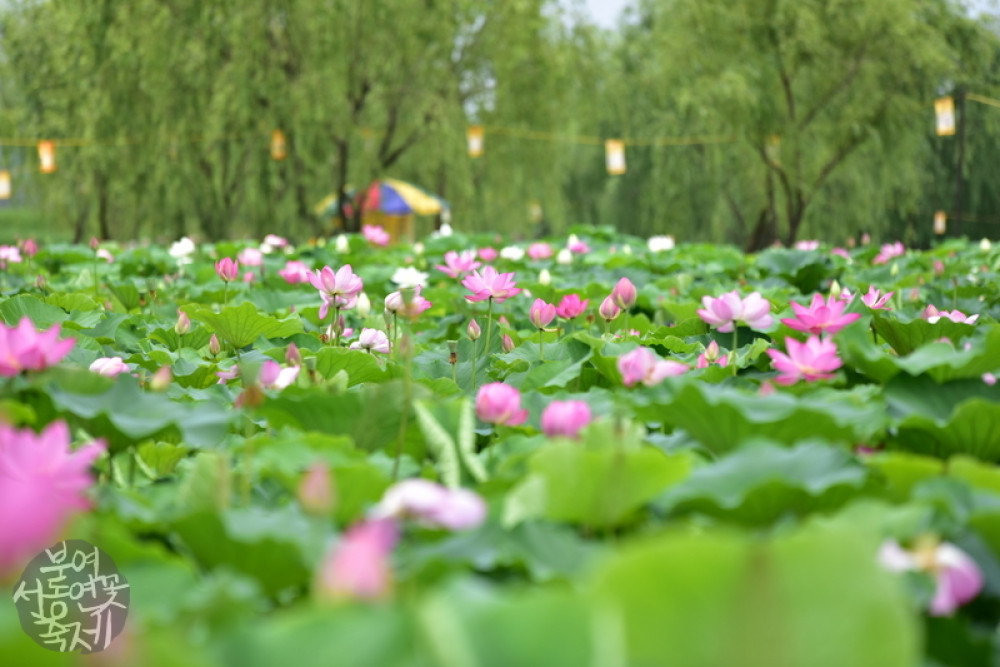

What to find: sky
left=582, top=0, right=631, bottom=28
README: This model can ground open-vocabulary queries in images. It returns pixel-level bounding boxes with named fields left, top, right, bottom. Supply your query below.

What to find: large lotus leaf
left=872, top=310, right=977, bottom=356
left=631, top=381, right=886, bottom=453
left=257, top=383, right=426, bottom=459
left=866, top=451, right=945, bottom=501
left=218, top=605, right=418, bottom=667
left=0, top=294, right=68, bottom=328
left=753, top=248, right=831, bottom=293
left=170, top=506, right=327, bottom=597
left=183, top=302, right=303, bottom=348
left=314, top=347, right=395, bottom=386
left=41, top=373, right=233, bottom=451
left=841, top=321, right=1000, bottom=383
left=398, top=520, right=603, bottom=583
left=589, top=525, right=919, bottom=667
left=503, top=442, right=692, bottom=528
left=418, top=584, right=608, bottom=667
left=885, top=375, right=1000, bottom=460
left=655, top=441, right=869, bottom=525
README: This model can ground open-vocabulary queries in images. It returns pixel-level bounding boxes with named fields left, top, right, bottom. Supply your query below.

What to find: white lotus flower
left=169, top=237, right=196, bottom=264
left=648, top=235, right=675, bottom=252
left=500, top=246, right=525, bottom=261
left=391, top=266, right=428, bottom=289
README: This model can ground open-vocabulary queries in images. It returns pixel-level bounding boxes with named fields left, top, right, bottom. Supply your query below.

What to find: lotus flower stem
left=483, top=297, right=494, bottom=361
left=539, top=328, right=544, bottom=361
left=223, top=283, right=229, bottom=307
left=731, top=328, right=739, bottom=376
left=392, top=325, right=414, bottom=481
left=471, top=339, right=478, bottom=391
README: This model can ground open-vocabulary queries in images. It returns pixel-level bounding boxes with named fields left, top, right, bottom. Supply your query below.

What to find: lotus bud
left=829, top=280, right=841, bottom=298
left=335, top=235, right=350, bottom=253
left=357, top=293, right=372, bottom=318
left=413, top=242, right=425, bottom=255
left=150, top=366, right=172, bottom=391
left=539, top=269, right=551, bottom=286
left=35, top=275, right=46, bottom=290
left=981, top=238, right=992, bottom=252
left=611, top=277, right=637, bottom=310
left=502, top=334, right=515, bottom=353
left=622, top=244, right=632, bottom=255
left=209, top=333, right=221, bottom=356
left=468, top=319, right=481, bottom=341
left=90, top=237, right=100, bottom=251
left=556, top=248, right=573, bottom=265
left=599, top=295, right=622, bottom=321
left=286, top=343, right=302, bottom=366
left=298, top=462, right=336, bottom=516
left=174, top=309, right=191, bottom=335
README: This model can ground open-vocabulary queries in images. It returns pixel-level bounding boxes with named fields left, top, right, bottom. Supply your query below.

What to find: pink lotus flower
left=298, top=462, right=335, bottom=516
left=238, top=247, right=263, bottom=267
left=529, top=299, right=556, bottom=329
left=556, top=294, right=588, bottom=319
left=96, top=248, right=114, bottom=263
left=263, top=234, right=289, bottom=249
left=478, top=247, right=498, bottom=263
left=766, top=335, right=842, bottom=384
left=879, top=539, right=983, bottom=616
left=462, top=266, right=522, bottom=304
left=435, top=250, right=481, bottom=278
left=984, top=372, right=997, bottom=386
left=698, top=291, right=773, bottom=333
left=373, top=479, right=487, bottom=531
left=0, top=317, right=75, bottom=376
left=316, top=517, right=398, bottom=601
left=923, top=305, right=979, bottom=324
left=350, top=328, right=391, bottom=354
left=618, top=347, right=688, bottom=387
left=259, top=359, right=300, bottom=389
left=0, top=421, right=105, bottom=576
left=781, top=293, right=861, bottom=336
left=242, top=271, right=256, bottom=283
left=611, top=277, right=637, bottom=310
left=873, top=241, right=905, bottom=265
left=527, top=242, right=553, bottom=261
left=861, top=287, right=893, bottom=310
left=215, top=258, right=239, bottom=282
left=362, top=224, right=391, bottom=247
left=216, top=367, right=239, bottom=383
left=599, top=295, right=622, bottom=321
left=384, top=286, right=432, bottom=318
left=476, top=383, right=528, bottom=426
left=541, top=400, right=592, bottom=439
left=567, top=236, right=590, bottom=254
left=279, top=260, right=313, bottom=284
left=0, top=245, right=22, bottom=266
left=89, top=357, right=130, bottom=377
left=696, top=340, right=728, bottom=368
left=310, top=265, right=364, bottom=319
left=831, top=247, right=850, bottom=259
left=795, top=240, right=820, bottom=251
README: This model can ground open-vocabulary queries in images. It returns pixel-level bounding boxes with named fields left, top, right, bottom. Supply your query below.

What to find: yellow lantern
left=605, top=139, right=626, bottom=175
left=270, top=129, right=287, bottom=161
left=38, top=141, right=56, bottom=173
left=935, top=97, right=956, bottom=136
left=0, top=170, right=10, bottom=199
left=933, top=211, right=947, bottom=235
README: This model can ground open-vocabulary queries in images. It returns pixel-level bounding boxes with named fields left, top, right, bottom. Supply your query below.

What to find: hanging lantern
left=270, top=129, right=287, bottom=161
left=0, top=170, right=9, bottom=199
left=935, top=97, right=956, bottom=136
left=933, top=211, right=947, bottom=235
left=467, top=125, right=484, bottom=158
left=38, top=141, right=56, bottom=173
left=605, top=139, right=626, bottom=175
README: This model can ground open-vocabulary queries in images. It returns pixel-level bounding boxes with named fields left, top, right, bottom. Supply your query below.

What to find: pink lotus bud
left=475, top=383, right=528, bottom=426
left=315, top=518, right=398, bottom=602
left=35, top=275, right=46, bottom=290
left=541, top=400, right=592, bottom=439
left=209, top=334, right=221, bottom=356
left=174, top=309, right=191, bottom=335
left=298, top=462, right=335, bottom=516
left=286, top=343, right=302, bottom=366
left=215, top=258, right=239, bottom=282
left=22, top=239, right=38, bottom=257
left=599, top=295, right=622, bottom=321
left=150, top=366, right=172, bottom=391
left=468, top=319, right=481, bottom=341
left=242, top=271, right=256, bottom=283
left=933, top=260, right=945, bottom=276
left=90, top=236, right=100, bottom=251
left=237, top=247, right=263, bottom=267
left=529, top=299, right=557, bottom=329
left=89, top=357, right=129, bottom=377
left=611, top=277, right=637, bottom=309
left=502, top=334, right=515, bottom=353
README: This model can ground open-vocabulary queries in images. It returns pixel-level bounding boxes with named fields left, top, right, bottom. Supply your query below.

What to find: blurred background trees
left=0, top=0, right=998, bottom=247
